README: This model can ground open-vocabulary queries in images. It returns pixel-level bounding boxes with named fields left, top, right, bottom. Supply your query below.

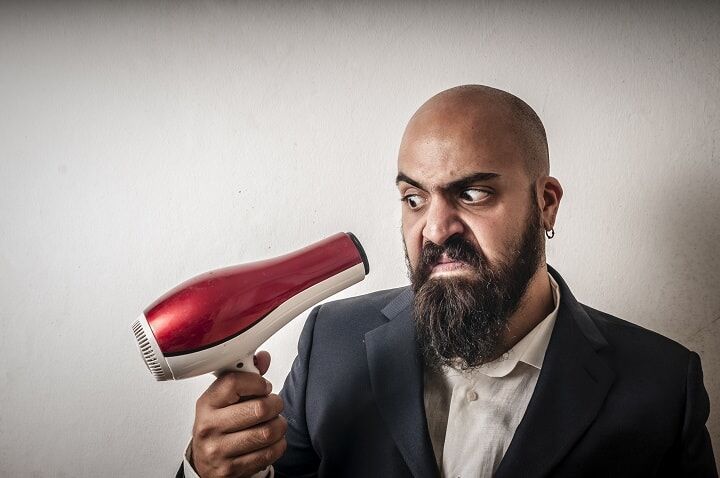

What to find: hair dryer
left=131, top=232, right=369, bottom=380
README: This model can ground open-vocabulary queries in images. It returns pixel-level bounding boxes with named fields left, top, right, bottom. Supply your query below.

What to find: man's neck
left=497, top=263, right=555, bottom=357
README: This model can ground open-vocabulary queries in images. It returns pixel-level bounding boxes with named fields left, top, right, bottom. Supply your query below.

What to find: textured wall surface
left=1, top=1, right=718, bottom=476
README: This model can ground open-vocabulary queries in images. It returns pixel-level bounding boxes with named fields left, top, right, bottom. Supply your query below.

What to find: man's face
left=397, top=109, right=545, bottom=369
left=397, top=113, right=540, bottom=284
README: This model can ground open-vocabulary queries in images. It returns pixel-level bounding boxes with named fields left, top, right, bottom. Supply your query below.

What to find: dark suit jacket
left=271, top=266, right=716, bottom=477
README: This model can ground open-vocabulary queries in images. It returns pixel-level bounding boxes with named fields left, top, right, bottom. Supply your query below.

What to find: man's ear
left=537, top=176, right=563, bottom=230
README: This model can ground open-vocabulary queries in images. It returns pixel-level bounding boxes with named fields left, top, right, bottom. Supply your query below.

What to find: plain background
left=1, top=1, right=718, bottom=476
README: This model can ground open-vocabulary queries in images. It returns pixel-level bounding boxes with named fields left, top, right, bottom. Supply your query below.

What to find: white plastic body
left=213, top=353, right=259, bottom=376
left=139, top=261, right=366, bottom=380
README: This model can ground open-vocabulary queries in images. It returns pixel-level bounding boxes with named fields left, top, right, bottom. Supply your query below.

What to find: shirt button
left=466, top=390, right=478, bottom=402
left=502, top=352, right=510, bottom=360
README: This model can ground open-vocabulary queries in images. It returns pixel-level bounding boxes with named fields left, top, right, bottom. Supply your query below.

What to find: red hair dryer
left=131, top=232, right=369, bottom=380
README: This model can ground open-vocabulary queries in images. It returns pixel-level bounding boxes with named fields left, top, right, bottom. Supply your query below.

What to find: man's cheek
left=403, top=229, right=422, bottom=269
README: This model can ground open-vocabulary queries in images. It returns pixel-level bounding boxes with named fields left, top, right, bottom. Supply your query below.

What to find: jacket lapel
left=495, top=268, right=615, bottom=478
left=365, top=288, right=440, bottom=478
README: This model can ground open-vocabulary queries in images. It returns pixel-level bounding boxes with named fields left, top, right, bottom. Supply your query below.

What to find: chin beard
left=408, top=207, right=544, bottom=372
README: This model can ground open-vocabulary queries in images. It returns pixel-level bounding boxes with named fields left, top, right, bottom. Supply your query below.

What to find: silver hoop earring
left=545, top=228, right=555, bottom=239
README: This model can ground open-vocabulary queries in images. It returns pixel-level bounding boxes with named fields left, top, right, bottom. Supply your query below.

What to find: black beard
left=408, top=206, right=544, bottom=372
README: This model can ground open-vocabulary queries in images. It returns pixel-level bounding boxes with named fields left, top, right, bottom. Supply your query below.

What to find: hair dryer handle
left=212, top=352, right=260, bottom=377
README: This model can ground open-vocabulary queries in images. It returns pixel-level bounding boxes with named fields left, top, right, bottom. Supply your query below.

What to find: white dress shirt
left=423, top=273, right=560, bottom=478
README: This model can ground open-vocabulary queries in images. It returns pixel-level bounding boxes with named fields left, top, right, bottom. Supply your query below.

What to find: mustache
left=418, top=235, right=485, bottom=272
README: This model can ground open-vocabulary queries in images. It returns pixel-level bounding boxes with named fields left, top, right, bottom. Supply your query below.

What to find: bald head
left=400, top=85, right=549, bottom=180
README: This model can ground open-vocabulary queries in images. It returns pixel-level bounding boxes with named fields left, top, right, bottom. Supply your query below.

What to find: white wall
left=1, top=1, right=718, bottom=475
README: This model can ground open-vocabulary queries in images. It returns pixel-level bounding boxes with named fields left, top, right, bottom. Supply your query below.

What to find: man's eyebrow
left=445, top=172, right=501, bottom=190
left=395, top=173, right=424, bottom=189
left=395, top=171, right=501, bottom=191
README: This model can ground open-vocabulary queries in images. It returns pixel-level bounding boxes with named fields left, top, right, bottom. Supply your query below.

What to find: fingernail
left=265, top=379, right=272, bottom=394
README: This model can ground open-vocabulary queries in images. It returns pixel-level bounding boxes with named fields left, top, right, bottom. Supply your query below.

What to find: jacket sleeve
left=677, top=351, right=718, bottom=477
left=273, top=305, right=322, bottom=477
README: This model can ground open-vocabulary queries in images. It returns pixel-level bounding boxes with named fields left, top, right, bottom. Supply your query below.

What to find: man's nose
left=422, top=196, right=465, bottom=246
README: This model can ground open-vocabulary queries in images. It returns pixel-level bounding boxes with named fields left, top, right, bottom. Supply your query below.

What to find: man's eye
left=401, top=194, right=425, bottom=209
left=459, top=189, right=491, bottom=203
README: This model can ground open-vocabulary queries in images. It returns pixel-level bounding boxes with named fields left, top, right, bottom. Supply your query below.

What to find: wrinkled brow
left=395, top=172, right=501, bottom=192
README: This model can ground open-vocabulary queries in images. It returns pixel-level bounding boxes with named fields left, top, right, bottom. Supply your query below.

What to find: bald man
left=182, top=86, right=717, bottom=478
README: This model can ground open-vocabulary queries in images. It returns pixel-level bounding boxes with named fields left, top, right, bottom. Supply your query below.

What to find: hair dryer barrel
left=131, top=232, right=369, bottom=380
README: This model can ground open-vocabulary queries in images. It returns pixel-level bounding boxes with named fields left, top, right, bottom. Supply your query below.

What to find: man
left=181, top=85, right=717, bottom=477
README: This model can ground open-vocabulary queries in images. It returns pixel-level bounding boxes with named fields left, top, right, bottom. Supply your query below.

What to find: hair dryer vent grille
left=132, top=319, right=170, bottom=380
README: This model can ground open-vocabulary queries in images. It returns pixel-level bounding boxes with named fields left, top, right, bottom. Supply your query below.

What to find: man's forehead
left=399, top=114, right=526, bottom=170
left=397, top=135, right=522, bottom=187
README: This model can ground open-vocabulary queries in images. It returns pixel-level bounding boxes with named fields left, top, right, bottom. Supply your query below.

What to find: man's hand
left=191, top=352, right=287, bottom=478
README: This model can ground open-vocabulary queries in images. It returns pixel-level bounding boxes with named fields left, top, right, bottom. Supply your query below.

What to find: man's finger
left=255, top=351, right=271, bottom=375
left=220, top=415, right=288, bottom=456
left=209, top=394, right=284, bottom=434
left=201, top=372, right=272, bottom=409
left=228, top=436, right=288, bottom=477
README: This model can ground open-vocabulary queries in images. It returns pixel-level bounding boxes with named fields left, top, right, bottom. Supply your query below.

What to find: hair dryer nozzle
left=346, top=232, right=369, bottom=275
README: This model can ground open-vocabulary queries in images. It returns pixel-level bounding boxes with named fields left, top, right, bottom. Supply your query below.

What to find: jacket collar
left=365, top=286, right=438, bottom=478
left=494, top=265, right=615, bottom=477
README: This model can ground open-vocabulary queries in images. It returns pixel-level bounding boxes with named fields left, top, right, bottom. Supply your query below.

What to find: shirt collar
left=473, top=272, right=561, bottom=378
